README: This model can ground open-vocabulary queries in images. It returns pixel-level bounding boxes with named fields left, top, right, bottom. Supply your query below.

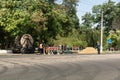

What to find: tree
left=112, top=2, right=120, bottom=29
left=92, top=0, right=116, bottom=34
left=82, top=12, right=94, bottom=29
left=0, top=0, right=80, bottom=48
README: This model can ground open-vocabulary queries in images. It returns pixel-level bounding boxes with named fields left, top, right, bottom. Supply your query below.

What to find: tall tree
left=62, top=0, right=79, bottom=33
left=82, top=12, right=94, bottom=29
left=92, top=0, right=116, bottom=33
left=0, top=0, right=80, bottom=48
left=112, top=2, right=120, bottom=30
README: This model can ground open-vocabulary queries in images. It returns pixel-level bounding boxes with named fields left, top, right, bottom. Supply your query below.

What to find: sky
left=76, top=0, right=120, bottom=23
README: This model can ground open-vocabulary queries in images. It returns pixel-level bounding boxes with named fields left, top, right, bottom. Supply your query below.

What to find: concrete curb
left=0, top=50, right=12, bottom=54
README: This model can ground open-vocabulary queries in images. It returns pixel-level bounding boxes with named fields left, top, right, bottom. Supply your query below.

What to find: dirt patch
left=79, top=47, right=98, bottom=54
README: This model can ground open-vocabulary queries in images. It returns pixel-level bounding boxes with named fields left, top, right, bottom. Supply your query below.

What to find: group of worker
left=38, top=42, right=101, bottom=54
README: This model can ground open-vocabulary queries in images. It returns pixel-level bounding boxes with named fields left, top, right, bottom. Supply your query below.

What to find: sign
left=107, top=38, right=112, bottom=44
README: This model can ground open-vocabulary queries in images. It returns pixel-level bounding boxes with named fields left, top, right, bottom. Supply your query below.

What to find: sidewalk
left=103, top=51, right=120, bottom=54
left=0, top=50, right=19, bottom=55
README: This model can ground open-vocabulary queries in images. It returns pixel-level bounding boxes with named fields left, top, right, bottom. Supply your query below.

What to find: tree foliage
left=1, top=0, right=120, bottom=50
left=81, top=0, right=120, bottom=50
left=0, top=0, right=80, bottom=49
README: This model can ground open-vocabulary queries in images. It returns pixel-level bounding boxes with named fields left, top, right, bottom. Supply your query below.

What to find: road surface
left=0, top=54, right=120, bottom=80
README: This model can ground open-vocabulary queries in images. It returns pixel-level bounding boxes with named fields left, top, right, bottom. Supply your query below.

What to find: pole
left=100, top=11, right=103, bottom=53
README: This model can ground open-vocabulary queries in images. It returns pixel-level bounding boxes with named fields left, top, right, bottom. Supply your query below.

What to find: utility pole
left=100, top=11, right=103, bottom=53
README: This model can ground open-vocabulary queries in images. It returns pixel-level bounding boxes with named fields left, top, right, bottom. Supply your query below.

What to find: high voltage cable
left=80, top=0, right=108, bottom=5
left=78, top=1, right=95, bottom=6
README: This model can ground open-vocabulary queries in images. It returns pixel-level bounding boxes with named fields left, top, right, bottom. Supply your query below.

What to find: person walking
left=96, top=43, right=100, bottom=54
left=39, top=42, right=44, bottom=54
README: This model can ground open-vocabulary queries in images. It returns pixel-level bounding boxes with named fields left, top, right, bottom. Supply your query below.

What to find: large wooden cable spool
left=20, top=34, right=33, bottom=48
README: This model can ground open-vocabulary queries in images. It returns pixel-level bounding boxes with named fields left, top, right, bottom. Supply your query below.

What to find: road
left=0, top=54, right=120, bottom=80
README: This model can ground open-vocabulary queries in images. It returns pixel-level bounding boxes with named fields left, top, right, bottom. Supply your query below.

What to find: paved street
left=0, top=54, right=120, bottom=80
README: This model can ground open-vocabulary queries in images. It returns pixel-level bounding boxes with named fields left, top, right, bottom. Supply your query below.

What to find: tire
left=21, top=48, right=26, bottom=54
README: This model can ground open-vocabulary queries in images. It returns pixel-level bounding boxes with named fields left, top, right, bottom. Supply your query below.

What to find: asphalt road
left=0, top=54, right=120, bottom=80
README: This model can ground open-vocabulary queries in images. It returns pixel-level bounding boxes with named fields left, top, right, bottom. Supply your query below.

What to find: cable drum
left=20, top=34, right=34, bottom=53
left=20, top=34, right=33, bottom=47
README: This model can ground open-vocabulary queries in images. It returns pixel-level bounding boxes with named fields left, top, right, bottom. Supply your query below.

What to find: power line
left=80, top=0, right=107, bottom=5
left=78, top=1, right=95, bottom=6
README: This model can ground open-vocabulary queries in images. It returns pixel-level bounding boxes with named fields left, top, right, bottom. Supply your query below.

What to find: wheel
left=21, top=48, right=26, bottom=54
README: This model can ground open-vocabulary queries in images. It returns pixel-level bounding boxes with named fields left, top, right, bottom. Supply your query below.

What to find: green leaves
left=82, top=12, right=94, bottom=28
left=0, top=0, right=81, bottom=49
left=92, top=0, right=116, bottom=31
left=81, top=1, right=120, bottom=50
